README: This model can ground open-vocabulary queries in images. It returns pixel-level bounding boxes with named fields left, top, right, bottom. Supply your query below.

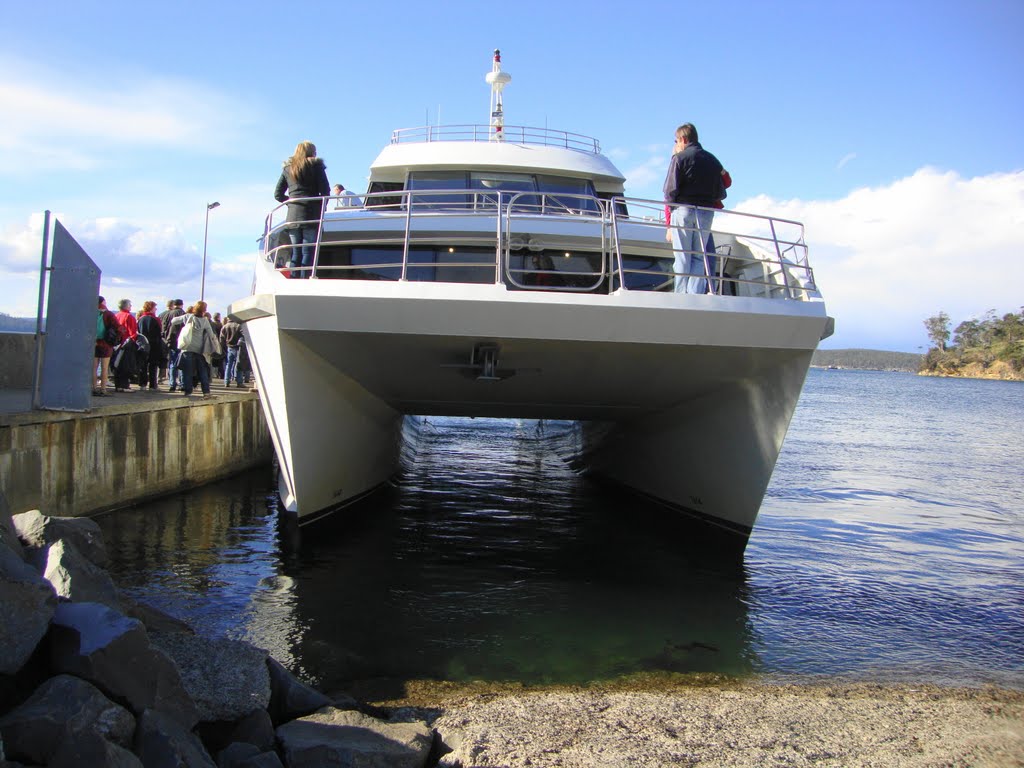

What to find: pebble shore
left=391, top=679, right=1024, bottom=767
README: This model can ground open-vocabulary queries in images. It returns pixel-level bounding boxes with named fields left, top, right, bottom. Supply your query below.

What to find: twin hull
left=234, top=280, right=827, bottom=540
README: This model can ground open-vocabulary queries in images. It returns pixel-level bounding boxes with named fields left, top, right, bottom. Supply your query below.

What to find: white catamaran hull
left=233, top=279, right=828, bottom=535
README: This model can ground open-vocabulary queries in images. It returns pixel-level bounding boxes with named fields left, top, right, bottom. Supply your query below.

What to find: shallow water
left=96, top=369, right=1024, bottom=693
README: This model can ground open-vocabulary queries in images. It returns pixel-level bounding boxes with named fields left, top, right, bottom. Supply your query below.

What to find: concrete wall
left=0, top=332, right=40, bottom=390
left=0, top=395, right=273, bottom=518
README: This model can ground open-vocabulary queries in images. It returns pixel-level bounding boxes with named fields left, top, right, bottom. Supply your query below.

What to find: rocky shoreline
left=3, top=495, right=1022, bottom=767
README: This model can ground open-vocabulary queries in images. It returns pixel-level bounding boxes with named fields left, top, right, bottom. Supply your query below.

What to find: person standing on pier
left=172, top=300, right=216, bottom=399
left=112, top=299, right=139, bottom=392
left=220, top=314, right=245, bottom=388
left=162, top=299, right=186, bottom=392
left=137, top=301, right=163, bottom=390
left=93, top=296, right=118, bottom=396
left=275, top=141, right=330, bottom=278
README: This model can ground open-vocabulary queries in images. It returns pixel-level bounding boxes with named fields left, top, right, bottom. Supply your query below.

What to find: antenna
left=485, top=48, right=511, bottom=142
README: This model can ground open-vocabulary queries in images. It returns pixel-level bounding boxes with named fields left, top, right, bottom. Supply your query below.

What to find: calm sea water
left=96, top=369, right=1024, bottom=694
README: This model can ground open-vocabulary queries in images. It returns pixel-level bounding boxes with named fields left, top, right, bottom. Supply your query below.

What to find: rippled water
left=96, top=370, right=1024, bottom=693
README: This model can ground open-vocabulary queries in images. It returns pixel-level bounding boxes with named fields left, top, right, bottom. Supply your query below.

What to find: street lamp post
left=201, top=201, right=221, bottom=302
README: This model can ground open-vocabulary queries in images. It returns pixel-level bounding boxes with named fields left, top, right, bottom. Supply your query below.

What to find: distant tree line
left=921, top=308, right=1024, bottom=377
left=811, top=349, right=922, bottom=372
left=0, top=312, right=37, bottom=333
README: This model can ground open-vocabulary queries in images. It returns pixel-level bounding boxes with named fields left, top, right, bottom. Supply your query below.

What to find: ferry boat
left=229, top=50, right=833, bottom=548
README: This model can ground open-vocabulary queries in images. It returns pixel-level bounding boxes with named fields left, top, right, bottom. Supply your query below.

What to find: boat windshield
left=406, top=171, right=599, bottom=213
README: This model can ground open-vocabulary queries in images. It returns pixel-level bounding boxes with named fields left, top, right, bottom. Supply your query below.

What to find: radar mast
left=485, top=49, right=512, bottom=142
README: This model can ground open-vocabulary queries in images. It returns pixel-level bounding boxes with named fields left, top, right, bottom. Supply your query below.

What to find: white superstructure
left=230, top=51, right=832, bottom=548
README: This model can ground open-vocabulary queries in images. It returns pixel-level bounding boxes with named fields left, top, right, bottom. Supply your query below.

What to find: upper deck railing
left=259, top=191, right=819, bottom=301
left=390, top=124, right=602, bottom=154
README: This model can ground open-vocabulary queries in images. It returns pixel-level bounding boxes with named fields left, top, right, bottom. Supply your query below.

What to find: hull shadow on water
left=271, top=418, right=758, bottom=698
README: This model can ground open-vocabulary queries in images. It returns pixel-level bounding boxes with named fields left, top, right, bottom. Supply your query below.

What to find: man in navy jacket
left=663, top=123, right=725, bottom=294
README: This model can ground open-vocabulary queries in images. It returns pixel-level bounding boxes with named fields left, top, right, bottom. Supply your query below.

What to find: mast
left=485, top=48, right=512, bottom=142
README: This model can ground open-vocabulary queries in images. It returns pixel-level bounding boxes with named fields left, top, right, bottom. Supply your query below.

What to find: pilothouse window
left=405, top=172, right=598, bottom=212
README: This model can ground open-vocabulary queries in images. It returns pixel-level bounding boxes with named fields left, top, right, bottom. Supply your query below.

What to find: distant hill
left=812, top=348, right=922, bottom=372
left=0, top=313, right=38, bottom=333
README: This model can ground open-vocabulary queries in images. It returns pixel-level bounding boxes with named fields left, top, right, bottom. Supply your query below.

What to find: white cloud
left=0, top=55, right=260, bottom=174
left=737, top=168, right=1024, bottom=350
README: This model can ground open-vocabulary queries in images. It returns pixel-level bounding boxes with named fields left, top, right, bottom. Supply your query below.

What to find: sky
left=1, top=0, right=1022, bottom=352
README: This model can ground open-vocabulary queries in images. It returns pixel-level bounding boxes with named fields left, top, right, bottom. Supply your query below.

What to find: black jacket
left=274, top=157, right=330, bottom=223
left=663, top=142, right=724, bottom=208
left=160, top=308, right=185, bottom=347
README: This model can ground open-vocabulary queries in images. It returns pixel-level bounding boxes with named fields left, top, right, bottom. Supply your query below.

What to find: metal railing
left=260, top=190, right=818, bottom=300
left=390, top=124, right=602, bottom=154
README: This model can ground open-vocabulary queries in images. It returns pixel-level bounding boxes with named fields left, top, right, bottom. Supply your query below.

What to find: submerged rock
left=48, top=602, right=198, bottom=729
left=118, top=593, right=195, bottom=635
left=0, top=674, right=135, bottom=765
left=276, top=707, right=434, bottom=768
left=0, top=542, right=57, bottom=675
left=12, top=509, right=108, bottom=567
left=266, top=657, right=333, bottom=726
left=149, top=633, right=271, bottom=723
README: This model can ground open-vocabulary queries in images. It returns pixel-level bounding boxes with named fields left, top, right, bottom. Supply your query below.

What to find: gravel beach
left=382, top=679, right=1024, bottom=767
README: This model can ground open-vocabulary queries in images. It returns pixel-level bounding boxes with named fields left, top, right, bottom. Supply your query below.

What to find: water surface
left=97, top=369, right=1024, bottom=693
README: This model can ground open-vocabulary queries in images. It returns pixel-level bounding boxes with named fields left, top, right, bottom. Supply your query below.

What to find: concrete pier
left=0, top=347, right=273, bottom=517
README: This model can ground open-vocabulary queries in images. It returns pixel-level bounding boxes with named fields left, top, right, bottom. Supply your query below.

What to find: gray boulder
left=48, top=602, right=199, bottom=729
left=135, top=708, right=216, bottom=768
left=235, top=752, right=284, bottom=768
left=224, top=708, right=276, bottom=753
left=217, top=744, right=284, bottom=768
left=0, top=544, right=57, bottom=675
left=276, top=707, right=434, bottom=768
left=49, top=731, right=144, bottom=768
left=216, top=742, right=259, bottom=767
left=0, top=490, right=25, bottom=561
left=12, top=509, right=108, bottom=567
left=150, top=633, right=270, bottom=723
left=43, top=538, right=121, bottom=608
left=0, top=674, right=135, bottom=764
left=266, top=657, right=332, bottom=725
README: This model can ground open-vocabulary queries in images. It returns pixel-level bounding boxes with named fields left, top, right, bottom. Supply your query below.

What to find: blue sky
left=2, top=0, right=1022, bottom=351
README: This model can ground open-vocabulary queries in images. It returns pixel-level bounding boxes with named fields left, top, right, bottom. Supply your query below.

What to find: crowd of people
left=92, top=296, right=253, bottom=398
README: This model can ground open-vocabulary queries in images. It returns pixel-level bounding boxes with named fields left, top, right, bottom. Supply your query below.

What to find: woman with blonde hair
left=273, top=140, right=330, bottom=278
left=170, top=300, right=217, bottom=398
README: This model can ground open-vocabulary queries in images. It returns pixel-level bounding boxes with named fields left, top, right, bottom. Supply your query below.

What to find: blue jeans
left=287, top=224, right=319, bottom=278
left=224, top=346, right=244, bottom=386
left=669, top=206, right=716, bottom=294
left=180, top=351, right=210, bottom=395
left=167, top=348, right=184, bottom=390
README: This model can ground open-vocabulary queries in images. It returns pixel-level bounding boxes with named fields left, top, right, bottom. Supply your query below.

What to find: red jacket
left=115, top=310, right=139, bottom=341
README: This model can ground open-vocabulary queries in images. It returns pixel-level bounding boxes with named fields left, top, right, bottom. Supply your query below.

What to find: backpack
left=102, top=313, right=119, bottom=346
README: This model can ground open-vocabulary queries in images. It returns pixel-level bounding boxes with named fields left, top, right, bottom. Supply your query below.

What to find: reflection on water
left=97, top=371, right=1024, bottom=693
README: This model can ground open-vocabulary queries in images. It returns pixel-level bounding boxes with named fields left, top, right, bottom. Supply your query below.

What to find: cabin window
left=536, top=175, right=599, bottom=213
left=407, top=172, right=470, bottom=208
left=312, top=244, right=496, bottom=283
left=365, top=181, right=403, bottom=209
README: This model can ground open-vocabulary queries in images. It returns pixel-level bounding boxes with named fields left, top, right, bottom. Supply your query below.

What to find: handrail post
left=609, top=199, right=625, bottom=292
left=401, top=191, right=413, bottom=281
left=311, top=198, right=326, bottom=279
left=769, top=218, right=793, bottom=299
left=495, top=191, right=503, bottom=285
